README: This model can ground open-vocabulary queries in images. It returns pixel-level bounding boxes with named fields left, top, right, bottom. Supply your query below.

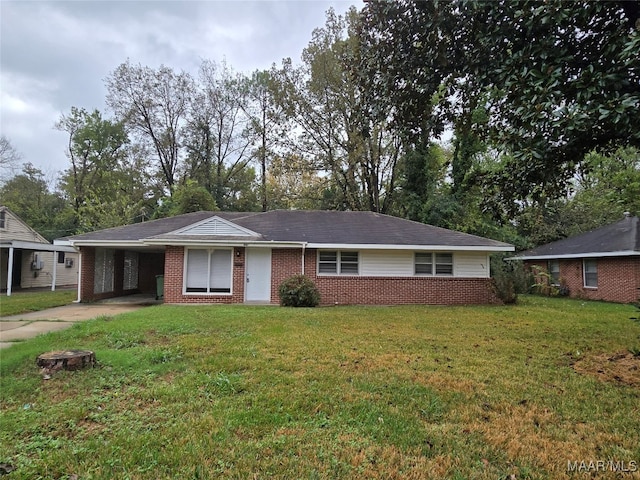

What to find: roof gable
left=171, top=216, right=259, bottom=237
left=0, top=206, right=50, bottom=244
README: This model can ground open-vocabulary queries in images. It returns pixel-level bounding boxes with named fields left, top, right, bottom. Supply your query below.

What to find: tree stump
left=36, top=350, right=96, bottom=373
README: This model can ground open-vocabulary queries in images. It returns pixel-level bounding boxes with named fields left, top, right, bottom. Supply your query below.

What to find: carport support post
left=6, top=246, right=14, bottom=296
left=51, top=251, right=57, bottom=291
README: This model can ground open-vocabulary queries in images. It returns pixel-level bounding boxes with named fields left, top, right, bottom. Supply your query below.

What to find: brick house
left=512, top=214, right=640, bottom=303
left=65, top=210, right=514, bottom=306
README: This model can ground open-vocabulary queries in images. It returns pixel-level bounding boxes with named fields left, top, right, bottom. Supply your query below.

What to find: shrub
left=278, top=275, right=320, bottom=307
left=491, top=254, right=529, bottom=304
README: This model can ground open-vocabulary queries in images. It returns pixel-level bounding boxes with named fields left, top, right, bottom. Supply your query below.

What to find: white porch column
left=75, top=252, right=82, bottom=303
left=51, top=252, right=57, bottom=291
left=6, top=246, right=14, bottom=296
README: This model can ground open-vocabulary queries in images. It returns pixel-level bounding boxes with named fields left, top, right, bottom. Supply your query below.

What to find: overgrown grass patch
left=1, top=297, right=639, bottom=479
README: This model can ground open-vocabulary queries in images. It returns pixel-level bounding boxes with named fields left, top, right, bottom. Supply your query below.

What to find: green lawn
left=1, top=296, right=639, bottom=479
left=0, top=290, right=76, bottom=317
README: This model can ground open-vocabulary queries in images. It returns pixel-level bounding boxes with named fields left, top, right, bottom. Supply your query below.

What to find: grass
left=0, top=290, right=76, bottom=317
left=1, top=296, right=639, bottom=479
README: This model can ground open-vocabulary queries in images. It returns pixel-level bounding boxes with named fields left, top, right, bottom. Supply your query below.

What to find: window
left=185, top=248, right=232, bottom=294
left=548, top=260, right=560, bottom=285
left=0, top=210, right=5, bottom=229
left=94, top=248, right=115, bottom=294
left=57, top=252, right=65, bottom=264
left=415, top=253, right=433, bottom=275
left=318, top=251, right=359, bottom=275
left=583, top=260, right=598, bottom=288
left=415, top=252, right=454, bottom=276
left=435, top=253, right=453, bottom=275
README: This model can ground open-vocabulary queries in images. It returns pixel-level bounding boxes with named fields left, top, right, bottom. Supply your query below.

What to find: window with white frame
left=583, top=259, right=598, bottom=288
left=185, top=248, right=232, bottom=293
left=415, top=252, right=454, bottom=276
left=548, top=260, right=560, bottom=285
left=318, top=251, right=359, bottom=275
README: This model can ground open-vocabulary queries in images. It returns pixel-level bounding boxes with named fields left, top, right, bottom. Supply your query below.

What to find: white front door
left=245, top=248, right=272, bottom=303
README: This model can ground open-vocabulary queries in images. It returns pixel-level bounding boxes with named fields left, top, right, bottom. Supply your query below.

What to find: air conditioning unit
left=65, top=258, right=74, bottom=268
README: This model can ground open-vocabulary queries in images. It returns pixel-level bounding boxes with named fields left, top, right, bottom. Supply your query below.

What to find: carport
left=0, top=240, right=77, bottom=296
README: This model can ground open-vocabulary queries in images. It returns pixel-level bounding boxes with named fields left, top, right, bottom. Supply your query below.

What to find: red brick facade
left=80, top=246, right=500, bottom=305
left=525, top=257, right=640, bottom=303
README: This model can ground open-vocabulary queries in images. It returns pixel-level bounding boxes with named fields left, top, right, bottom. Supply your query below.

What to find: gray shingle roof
left=515, top=215, right=640, bottom=259
left=67, top=210, right=513, bottom=249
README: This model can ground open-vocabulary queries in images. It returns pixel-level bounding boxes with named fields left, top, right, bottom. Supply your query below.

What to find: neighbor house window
left=583, top=260, right=598, bottom=288
left=318, top=251, right=359, bottom=275
left=57, top=252, right=65, bottom=264
left=548, top=260, right=560, bottom=285
left=415, top=252, right=454, bottom=276
left=0, top=211, right=5, bottom=229
left=185, top=248, right=232, bottom=294
left=94, top=248, right=115, bottom=294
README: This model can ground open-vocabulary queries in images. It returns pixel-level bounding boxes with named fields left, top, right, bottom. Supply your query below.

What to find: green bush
left=278, top=275, right=321, bottom=307
left=491, top=254, right=530, bottom=304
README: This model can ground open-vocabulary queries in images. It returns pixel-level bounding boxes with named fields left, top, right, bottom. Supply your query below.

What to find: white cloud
left=0, top=0, right=356, bottom=174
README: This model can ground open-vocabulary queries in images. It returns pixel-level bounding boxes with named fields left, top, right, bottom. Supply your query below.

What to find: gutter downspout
left=301, top=242, right=307, bottom=275
left=74, top=249, right=82, bottom=303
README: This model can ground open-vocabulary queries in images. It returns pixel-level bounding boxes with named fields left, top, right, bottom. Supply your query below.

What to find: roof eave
left=507, top=250, right=640, bottom=261
left=306, top=243, right=514, bottom=252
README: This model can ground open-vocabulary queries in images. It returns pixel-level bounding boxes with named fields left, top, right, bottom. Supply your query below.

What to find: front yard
left=1, top=296, right=639, bottom=479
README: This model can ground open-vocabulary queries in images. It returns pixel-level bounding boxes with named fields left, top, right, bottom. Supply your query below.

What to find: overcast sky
left=0, top=0, right=356, bottom=180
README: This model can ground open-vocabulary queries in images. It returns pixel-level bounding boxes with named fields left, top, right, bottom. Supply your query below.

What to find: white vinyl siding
left=360, top=251, right=415, bottom=276
left=454, top=252, right=490, bottom=278
left=333, top=250, right=489, bottom=278
left=185, top=248, right=232, bottom=294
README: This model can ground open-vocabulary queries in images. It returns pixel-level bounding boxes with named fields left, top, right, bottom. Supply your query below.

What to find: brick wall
left=163, top=246, right=246, bottom=304
left=79, top=247, right=95, bottom=302
left=525, top=257, right=640, bottom=303
left=271, top=248, right=499, bottom=306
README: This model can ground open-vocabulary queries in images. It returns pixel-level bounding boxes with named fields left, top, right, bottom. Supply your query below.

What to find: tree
left=0, top=135, right=22, bottom=182
left=359, top=0, right=640, bottom=203
left=183, top=60, right=255, bottom=210
left=105, top=60, right=193, bottom=193
left=242, top=68, right=287, bottom=211
left=277, top=7, right=403, bottom=213
left=56, top=107, right=154, bottom=232
left=0, top=163, right=73, bottom=240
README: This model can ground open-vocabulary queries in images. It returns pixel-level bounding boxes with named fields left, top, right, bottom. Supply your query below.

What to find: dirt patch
left=573, top=351, right=640, bottom=387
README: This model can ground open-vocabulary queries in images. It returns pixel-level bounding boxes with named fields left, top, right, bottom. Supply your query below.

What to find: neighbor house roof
left=66, top=210, right=514, bottom=252
left=512, top=215, right=640, bottom=260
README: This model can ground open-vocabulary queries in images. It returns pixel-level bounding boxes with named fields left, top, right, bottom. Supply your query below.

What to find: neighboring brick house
left=65, top=210, right=514, bottom=306
left=512, top=214, right=640, bottom=303
left=0, top=206, right=79, bottom=295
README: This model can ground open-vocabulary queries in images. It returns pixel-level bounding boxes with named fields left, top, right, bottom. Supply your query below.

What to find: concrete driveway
left=0, top=298, right=154, bottom=349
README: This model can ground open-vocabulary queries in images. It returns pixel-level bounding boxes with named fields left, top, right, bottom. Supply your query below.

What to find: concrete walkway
left=0, top=297, right=156, bottom=349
